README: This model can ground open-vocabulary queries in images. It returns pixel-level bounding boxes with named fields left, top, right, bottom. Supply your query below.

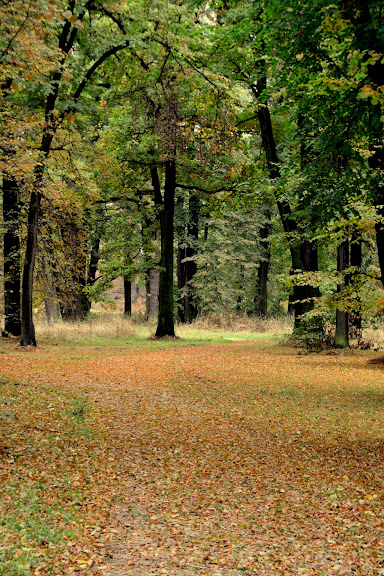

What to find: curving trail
left=2, top=341, right=384, bottom=575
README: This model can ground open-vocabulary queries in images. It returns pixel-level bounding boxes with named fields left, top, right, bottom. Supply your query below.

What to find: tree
left=6, top=1, right=138, bottom=345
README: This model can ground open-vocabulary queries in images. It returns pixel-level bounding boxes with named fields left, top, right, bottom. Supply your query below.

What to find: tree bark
left=155, top=160, right=176, bottom=338
left=80, top=233, right=100, bottom=317
left=177, top=191, right=199, bottom=323
left=2, top=175, right=21, bottom=336
left=40, top=254, right=61, bottom=323
left=20, top=171, right=43, bottom=346
left=334, top=240, right=350, bottom=348
left=146, top=268, right=159, bottom=319
left=124, top=276, right=132, bottom=316
left=254, top=204, right=272, bottom=317
left=350, top=234, right=362, bottom=336
left=254, top=77, right=318, bottom=329
left=342, top=1, right=384, bottom=285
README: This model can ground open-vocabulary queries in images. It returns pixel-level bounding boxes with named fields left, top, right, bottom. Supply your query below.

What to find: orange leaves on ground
left=1, top=340, right=384, bottom=574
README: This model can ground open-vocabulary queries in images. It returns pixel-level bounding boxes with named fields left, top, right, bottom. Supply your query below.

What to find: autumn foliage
left=1, top=335, right=384, bottom=575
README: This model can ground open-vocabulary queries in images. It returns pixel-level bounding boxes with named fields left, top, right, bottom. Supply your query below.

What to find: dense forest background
left=0, top=0, right=383, bottom=347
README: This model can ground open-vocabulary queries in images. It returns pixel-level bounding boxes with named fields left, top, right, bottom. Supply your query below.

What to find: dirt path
left=2, top=342, right=384, bottom=575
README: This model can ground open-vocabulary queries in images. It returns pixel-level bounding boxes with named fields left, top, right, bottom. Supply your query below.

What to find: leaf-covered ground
left=1, top=338, right=384, bottom=575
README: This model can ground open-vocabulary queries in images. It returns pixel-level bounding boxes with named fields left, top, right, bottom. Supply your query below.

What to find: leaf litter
left=1, top=339, right=384, bottom=575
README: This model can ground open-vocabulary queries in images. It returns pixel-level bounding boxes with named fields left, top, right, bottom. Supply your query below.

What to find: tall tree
left=2, top=174, right=21, bottom=336
left=12, top=1, right=135, bottom=345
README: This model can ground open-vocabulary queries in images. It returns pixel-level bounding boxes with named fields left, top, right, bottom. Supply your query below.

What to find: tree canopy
left=1, top=0, right=383, bottom=347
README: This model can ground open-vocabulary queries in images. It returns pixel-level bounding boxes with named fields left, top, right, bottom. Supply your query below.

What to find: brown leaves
left=1, top=340, right=384, bottom=574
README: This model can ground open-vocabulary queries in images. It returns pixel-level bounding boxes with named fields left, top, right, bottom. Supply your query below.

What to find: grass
left=33, top=312, right=292, bottom=349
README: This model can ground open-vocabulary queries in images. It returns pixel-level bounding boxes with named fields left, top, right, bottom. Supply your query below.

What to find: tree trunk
left=177, top=192, right=199, bottom=323
left=342, top=0, right=384, bottom=285
left=350, top=234, right=362, bottom=337
left=2, top=175, right=21, bottom=336
left=334, top=240, right=350, bottom=348
left=254, top=204, right=272, bottom=317
left=40, top=254, right=61, bottom=323
left=293, top=240, right=320, bottom=321
left=155, top=161, right=176, bottom=337
left=146, top=268, right=159, bottom=319
left=255, top=79, right=318, bottom=328
left=80, top=234, right=100, bottom=317
left=21, top=164, right=45, bottom=346
left=124, top=276, right=132, bottom=316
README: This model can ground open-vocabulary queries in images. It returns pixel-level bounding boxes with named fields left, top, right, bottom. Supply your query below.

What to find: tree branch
left=62, top=40, right=131, bottom=117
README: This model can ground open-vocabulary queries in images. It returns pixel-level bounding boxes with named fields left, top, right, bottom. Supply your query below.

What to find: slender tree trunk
left=145, top=229, right=160, bottom=320
left=124, top=276, right=132, bottom=316
left=350, top=234, right=362, bottom=337
left=155, top=160, right=176, bottom=338
left=80, top=234, right=100, bottom=317
left=20, top=176, right=42, bottom=346
left=177, top=192, right=199, bottom=323
left=254, top=205, right=272, bottom=317
left=254, top=78, right=318, bottom=329
left=2, top=175, right=21, bottom=336
left=177, top=244, right=186, bottom=322
left=334, top=240, right=349, bottom=348
left=40, top=254, right=61, bottom=323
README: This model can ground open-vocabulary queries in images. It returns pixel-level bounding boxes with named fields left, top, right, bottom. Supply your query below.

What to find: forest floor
left=1, top=333, right=384, bottom=575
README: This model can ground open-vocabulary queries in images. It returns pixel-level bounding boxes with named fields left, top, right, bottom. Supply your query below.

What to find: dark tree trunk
left=21, top=165, right=45, bottom=346
left=350, top=234, right=362, bottom=336
left=342, top=0, right=384, bottom=285
left=293, top=240, right=320, bottom=322
left=334, top=240, right=350, bottom=348
left=80, top=234, right=100, bottom=317
left=155, top=161, right=176, bottom=338
left=177, top=192, right=199, bottom=323
left=40, top=254, right=61, bottom=323
left=19, top=11, right=124, bottom=343
left=2, top=175, right=21, bottom=336
left=254, top=77, right=318, bottom=329
left=254, top=205, right=272, bottom=317
left=124, top=276, right=132, bottom=316
left=177, top=244, right=185, bottom=321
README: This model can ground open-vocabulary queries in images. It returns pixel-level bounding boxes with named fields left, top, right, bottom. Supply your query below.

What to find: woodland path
left=2, top=341, right=384, bottom=575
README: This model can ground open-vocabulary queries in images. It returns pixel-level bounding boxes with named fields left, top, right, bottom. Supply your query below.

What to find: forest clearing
left=1, top=322, right=384, bottom=576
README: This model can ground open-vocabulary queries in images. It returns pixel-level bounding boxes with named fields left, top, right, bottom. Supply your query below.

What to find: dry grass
left=32, top=312, right=384, bottom=352
left=182, top=312, right=293, bottom=334
left=34, top=312, right=293, bottom=344
left=35, top=313, right=138, bottom=341
left=363, top=325, right=384, bottom=349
